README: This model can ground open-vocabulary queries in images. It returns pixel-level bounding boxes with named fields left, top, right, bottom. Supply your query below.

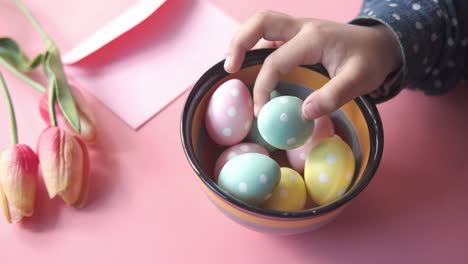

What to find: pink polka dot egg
left=286, top=115, right=335, bottom=173
left=205, top=79, right=253, bottom=146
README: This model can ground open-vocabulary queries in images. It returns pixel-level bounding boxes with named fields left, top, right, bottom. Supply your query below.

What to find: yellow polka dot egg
left=304, top=135, right=355, bottom=206
left=263, top=167, right=307, bottom=211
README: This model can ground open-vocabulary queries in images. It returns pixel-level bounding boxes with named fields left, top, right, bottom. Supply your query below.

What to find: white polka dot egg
left=244, top=90, right=282, bottom=152
left=257, top=96, right=314, bottom=150
left=205, top=79, right=253, bottom=146
left=218, top=153, right=280, bottom=206
left=245, top=118, right=276, bottom=152
left=263, top=167, right=307, bottom=212
left=286, top=115, right=335, bottom=173
left=214, top=143, right=269, bottom=181
left=304, top=135, right=355, bottom=206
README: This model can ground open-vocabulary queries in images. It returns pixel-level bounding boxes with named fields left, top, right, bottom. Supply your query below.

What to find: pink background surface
left=1, top=0, right=467, bottom=263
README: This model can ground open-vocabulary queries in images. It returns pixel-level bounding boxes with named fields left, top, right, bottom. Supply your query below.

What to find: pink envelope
left=1, top=0, right=239, bottom=129
left=65, top=0, right=239, bottom=129
left=2, top=0, right=165, bottom=60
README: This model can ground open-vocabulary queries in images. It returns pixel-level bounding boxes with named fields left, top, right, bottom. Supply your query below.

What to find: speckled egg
left=270, top=90, right=281, bottom=100
left=205, top=79, right=254, bottom=146
left=244, top=91, right=281, bottom=152
left=218, top=153, right=281, bottom=206
left=304, top=135, right=355, bottom=206
left=245, top=118, right=276, bottom=152
left=286, top=115, right=335, bottom=173
left=263, top=167, right=307, bottom=212
left=257, top=96, right=314, bottom=150
left=214, top=143, right=269, bottom=181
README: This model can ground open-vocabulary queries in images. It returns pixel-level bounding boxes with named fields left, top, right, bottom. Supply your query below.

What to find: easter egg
left=244, top=91, right=281, bottom=152
left=263, top=167, right=307, bottom=212
left=246, top=85, right=280, bottom=100
left=218, top=153, right=281, bottom=206
left=245, top=118, right=276, bottom=152
left=304, top=135, right=355, bottom=206
left=270, top=90, right=281, bottom=100
left=214, top=143, right=269, bottom=180
left=205, top=79, right=254, bottom=146
left=257, top=96, right=314, bottom=150
left=286, top=115, right=335, bottom=173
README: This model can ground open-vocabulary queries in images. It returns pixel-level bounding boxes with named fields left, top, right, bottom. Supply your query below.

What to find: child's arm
left=225, top=1, right=467, bottom=120
left=351, top=0, right=468, bottom=102
left=224, top=12, right=402, bottom=120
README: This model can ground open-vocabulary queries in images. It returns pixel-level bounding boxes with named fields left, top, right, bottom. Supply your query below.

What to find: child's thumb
left=302, top=67, right=371, bottom=120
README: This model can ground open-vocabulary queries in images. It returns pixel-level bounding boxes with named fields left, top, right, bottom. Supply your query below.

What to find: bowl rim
left=180, top=48, right=384, bottom=219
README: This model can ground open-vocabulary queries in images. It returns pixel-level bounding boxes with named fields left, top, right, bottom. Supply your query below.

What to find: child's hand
left=224, top=11, right=403, bottom=120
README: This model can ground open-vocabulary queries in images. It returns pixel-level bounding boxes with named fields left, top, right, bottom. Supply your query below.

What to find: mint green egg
left=270, top=90, right=281, bottom=100
left=218, top=153, right=280, bottom=206
left=245, top=118, right=276, bottom=152
left=245, top=90, right=281, bottom=152
left=247, top=87, right=280, bottom=100
left=257, top=96, right=314, bottom=150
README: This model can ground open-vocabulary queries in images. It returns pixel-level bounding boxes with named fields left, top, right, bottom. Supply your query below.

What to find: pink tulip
left=0, top=144, right=38, bottom=223
left=39, top=87, right=97, bottom=144
left=37, top=127, right=90, bottom=208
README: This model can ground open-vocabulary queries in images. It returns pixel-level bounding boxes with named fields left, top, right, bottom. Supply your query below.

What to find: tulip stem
left=0, top=72, right=19, bottom=144
left=0, top=58, right=46, bottom=94
left=49, top=85, right=57, bottom=127
left=13, top=0, right=55, bottom=48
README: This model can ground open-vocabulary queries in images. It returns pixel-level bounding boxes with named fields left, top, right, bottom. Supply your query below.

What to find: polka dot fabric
left=351, top=0, right=468, bottom=102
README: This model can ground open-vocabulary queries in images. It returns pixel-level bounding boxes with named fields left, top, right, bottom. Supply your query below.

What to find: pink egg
left=286, top=115, right=335, bottom=173
left=205, top=79, right=254, bottom=146
left=214, top=143, right=269, bottom=181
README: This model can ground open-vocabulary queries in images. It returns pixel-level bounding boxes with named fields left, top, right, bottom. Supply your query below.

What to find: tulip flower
left=39, top=87, right=97, bottom=144
left=0, top=72, right=39, bottom=223
left=0, top=145, right=39, bottom=223
left=37, top=127, right=90, bottom=208
left=0, top=1, right=94, bottom=223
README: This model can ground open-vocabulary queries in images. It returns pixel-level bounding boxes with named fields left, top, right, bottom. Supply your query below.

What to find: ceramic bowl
left=181, top=49, right=383, bottom=235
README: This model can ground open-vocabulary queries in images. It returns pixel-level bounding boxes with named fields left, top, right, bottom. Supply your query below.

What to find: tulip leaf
left=12, top=0, right=80, bottom=133
left=0, top=37, right=44, bottom=72
left=43, top=49, right=81, bottom=133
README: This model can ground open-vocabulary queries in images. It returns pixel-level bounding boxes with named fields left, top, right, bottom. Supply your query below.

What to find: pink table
left=1, top=1, right=467, bottom=263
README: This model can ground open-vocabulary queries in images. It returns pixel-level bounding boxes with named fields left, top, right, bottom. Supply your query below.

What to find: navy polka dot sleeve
left=350, top=0, right=468, bottom=103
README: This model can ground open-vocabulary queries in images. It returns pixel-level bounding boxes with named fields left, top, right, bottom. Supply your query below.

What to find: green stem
left=13, top=0, right=55, bottom=48
left=0, top=71, right=18, bottom=144
left=0, top=58, right=46, bottom=93
left=48, top=84, right=57, bottom=127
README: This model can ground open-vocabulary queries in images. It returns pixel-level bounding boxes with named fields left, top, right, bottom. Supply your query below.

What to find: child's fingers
left=224, top=11, right=301, bottom=73
left=252, top=39, right=283, bottom=49
left=302, top=62, right=375, bottom=120
left=253, top=32, right=323, bottom=116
